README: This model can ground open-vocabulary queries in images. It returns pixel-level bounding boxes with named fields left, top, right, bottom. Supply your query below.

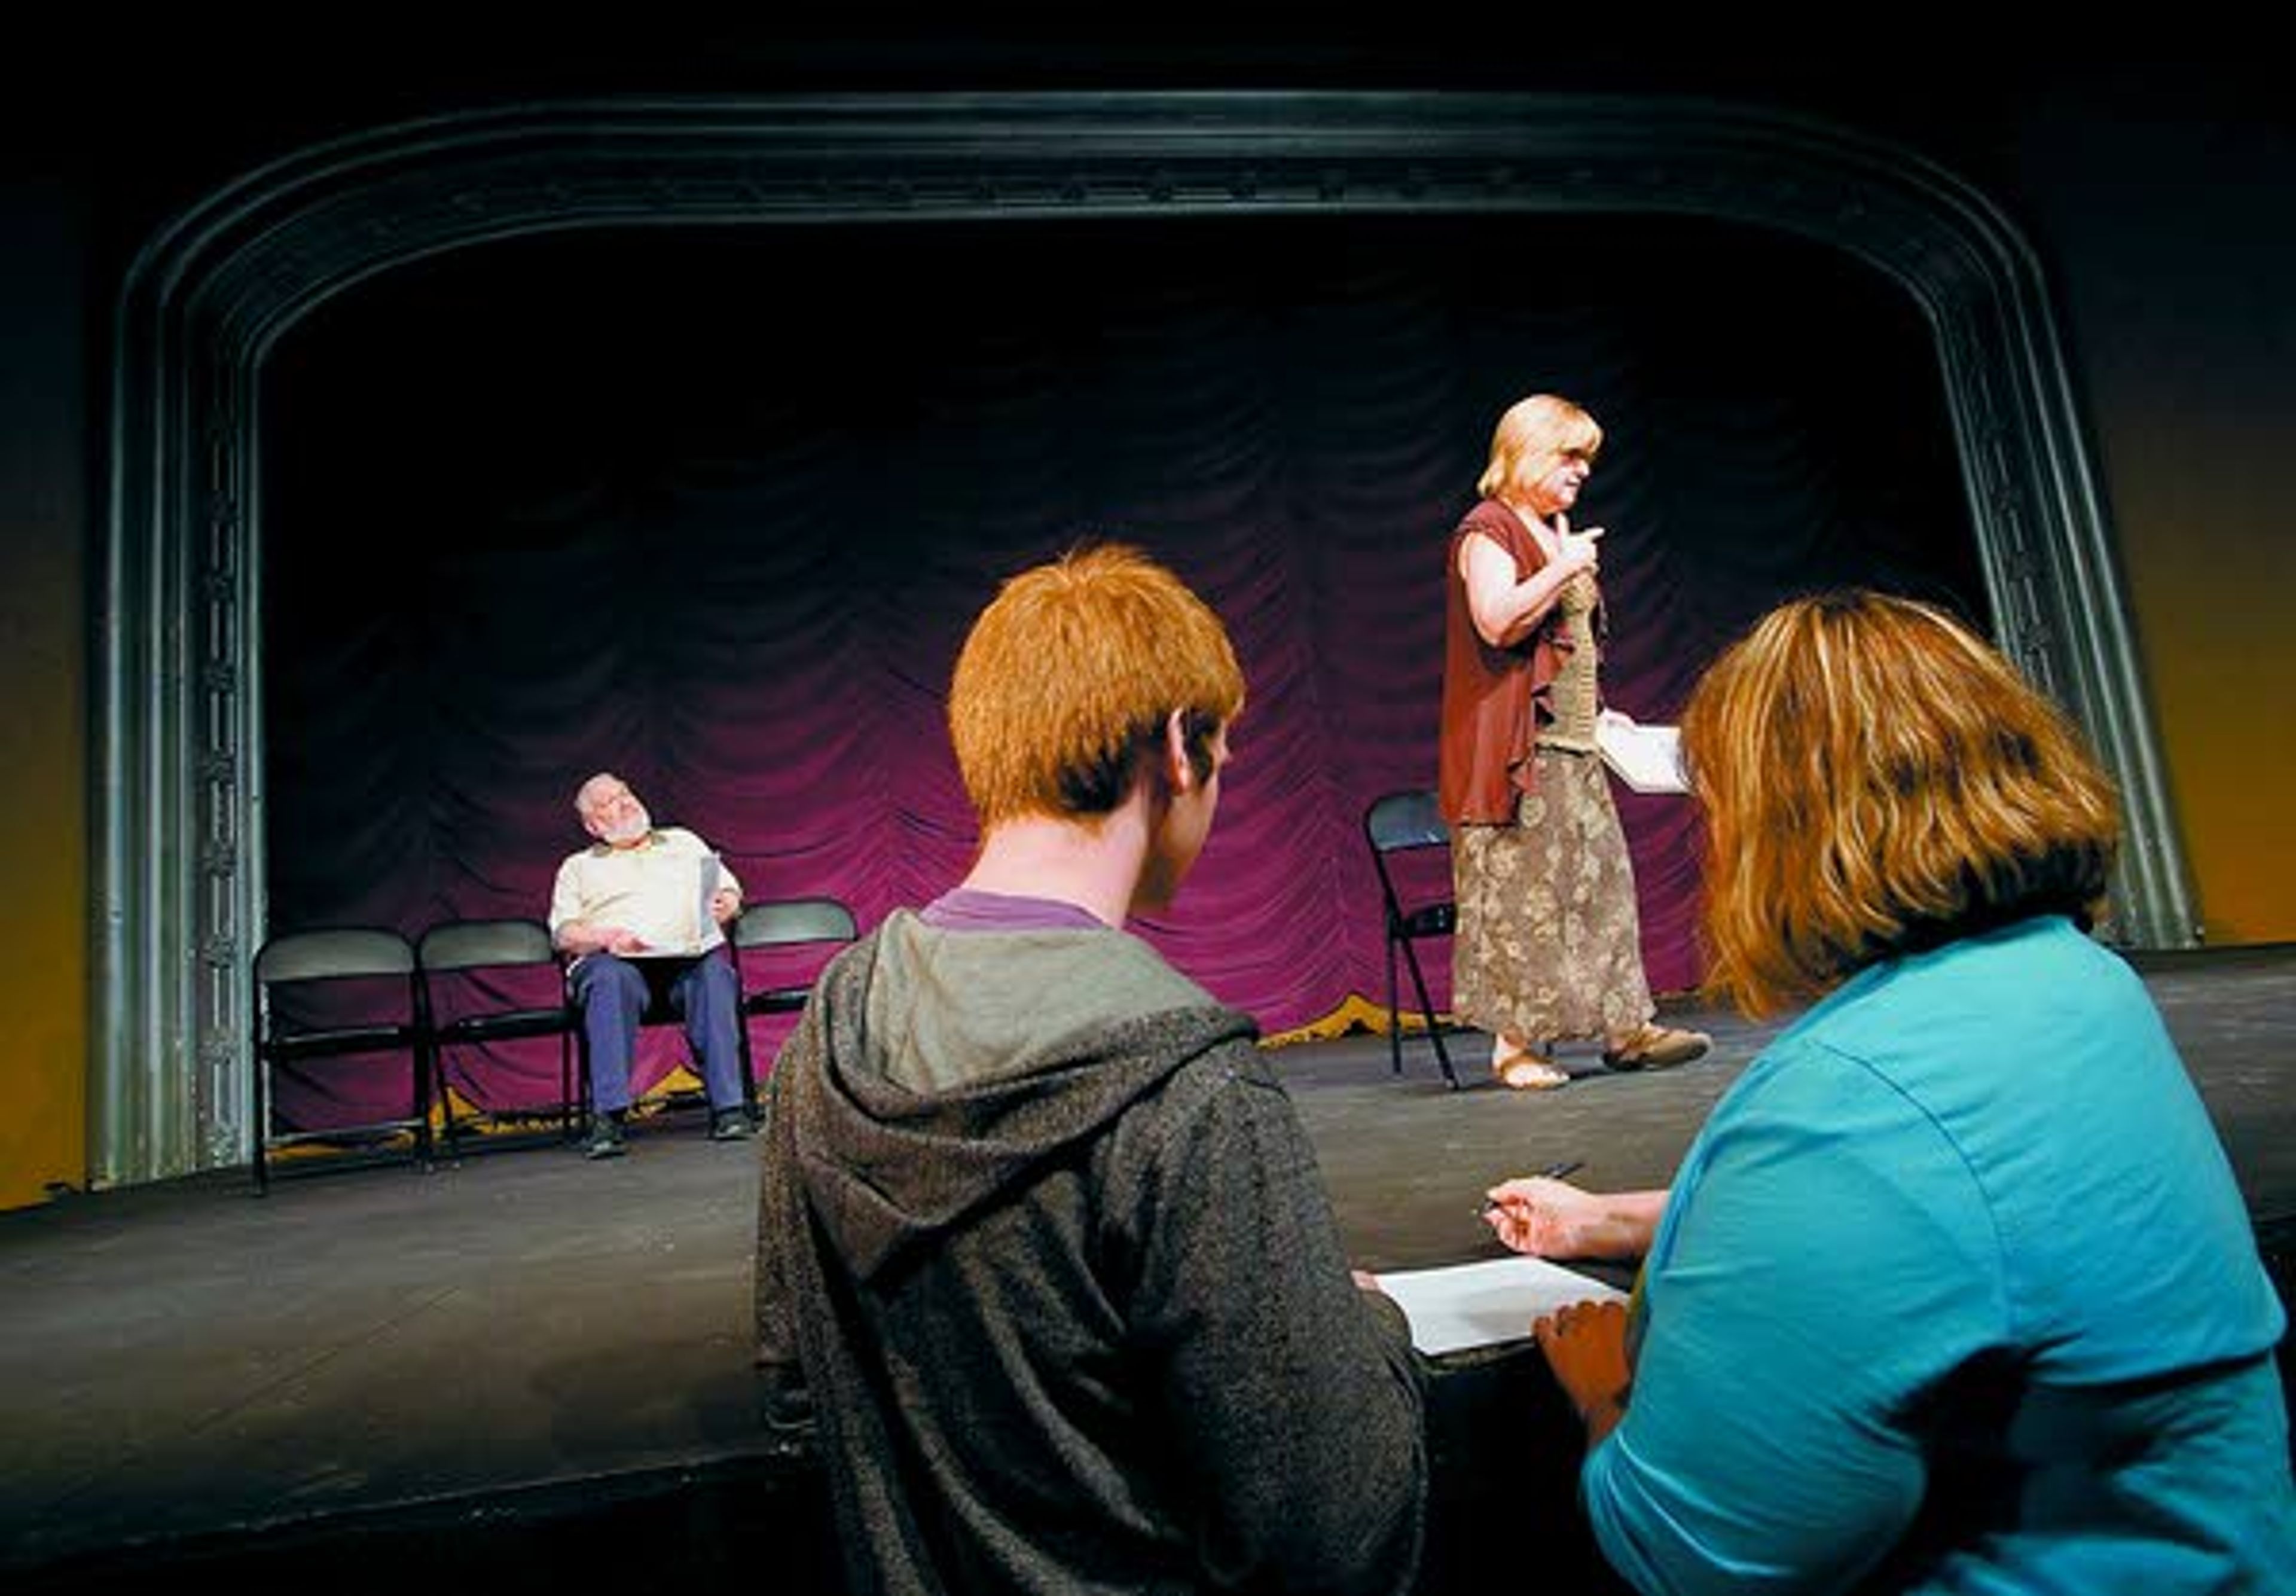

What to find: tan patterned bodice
left=1537, top=572, right=1601, bottom=752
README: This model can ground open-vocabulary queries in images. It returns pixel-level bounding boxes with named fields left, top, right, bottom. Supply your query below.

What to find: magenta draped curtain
left=259, top=212, right=1983, bottom=1128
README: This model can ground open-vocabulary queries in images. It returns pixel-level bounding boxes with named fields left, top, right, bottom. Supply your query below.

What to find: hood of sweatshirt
left=778, top=909, right=1258, bottom=1283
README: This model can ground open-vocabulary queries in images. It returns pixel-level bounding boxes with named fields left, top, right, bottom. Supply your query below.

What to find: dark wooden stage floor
left=7, top=944, right=2292, bottom=1593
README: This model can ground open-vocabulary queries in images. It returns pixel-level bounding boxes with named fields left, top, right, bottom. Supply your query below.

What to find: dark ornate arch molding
left=97, top=90, right=2197, bottom=1186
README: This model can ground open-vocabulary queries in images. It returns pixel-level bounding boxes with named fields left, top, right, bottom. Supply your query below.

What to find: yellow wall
left=2010, top=71, right=2296, bottom=947
left=2107, top=429, right=2296, bottom=946
left=0, top=178, right=89, bottom=1210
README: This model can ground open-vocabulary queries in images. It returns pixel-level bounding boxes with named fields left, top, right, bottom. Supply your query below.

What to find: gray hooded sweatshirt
left=755, top=910, right=1428, bottom=1595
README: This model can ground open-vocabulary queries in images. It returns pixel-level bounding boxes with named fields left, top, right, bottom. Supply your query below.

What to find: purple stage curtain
left=259, top=213, right=1982, bottom=1131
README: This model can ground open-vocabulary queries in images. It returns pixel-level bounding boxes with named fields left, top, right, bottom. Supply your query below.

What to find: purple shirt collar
left=919, top=887, right=1108, bottom=932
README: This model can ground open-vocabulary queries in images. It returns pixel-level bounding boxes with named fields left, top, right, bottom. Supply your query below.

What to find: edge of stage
left=7, top=944, right=2291, bottom=1594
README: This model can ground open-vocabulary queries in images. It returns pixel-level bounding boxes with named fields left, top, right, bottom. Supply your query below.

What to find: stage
left=7, top=945, right=2292, bottom=1593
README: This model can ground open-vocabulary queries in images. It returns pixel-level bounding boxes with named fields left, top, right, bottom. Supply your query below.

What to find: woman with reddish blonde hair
left=1498, top=590, right=2293, bottom=1594
left=1438, top=392, right=1709, bottom=1088
left=1684, top=587, right=2119, bottom=1014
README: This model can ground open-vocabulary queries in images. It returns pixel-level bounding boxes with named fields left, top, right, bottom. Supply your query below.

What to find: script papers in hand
left=1595, top=716, right=1689, bottom=795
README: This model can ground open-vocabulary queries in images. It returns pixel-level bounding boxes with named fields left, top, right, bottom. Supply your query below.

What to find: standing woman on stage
left=1437, top=392, right=1708, bottom=1090
left=1528, top=590, right=2295, bottom=1595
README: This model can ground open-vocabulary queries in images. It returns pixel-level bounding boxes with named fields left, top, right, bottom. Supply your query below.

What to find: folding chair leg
left=433, top=1051, right=463, bottom=1164
left=559, top=1032, right=579, bottom=1143
left=567, top=1034, right=594, bottom=1144
left=1399, top=940, right=1463, bottom=1090
left=736, top=1017, right=762, bottom=1127
left=1425, top=1024, right=1461, bottom=1091
left=414, top=1052, right=436, bottom=1172
left=1385, top=942, right=1405, bottom=1076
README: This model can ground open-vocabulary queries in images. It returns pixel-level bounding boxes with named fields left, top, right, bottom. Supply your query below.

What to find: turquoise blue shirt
left=1587, top=916, right=2294, bottom=1594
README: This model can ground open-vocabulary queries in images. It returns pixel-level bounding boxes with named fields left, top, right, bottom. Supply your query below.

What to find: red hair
left=949, top=544, right=1245, bottom=827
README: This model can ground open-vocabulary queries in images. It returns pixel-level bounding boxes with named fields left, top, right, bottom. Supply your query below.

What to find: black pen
left=1477, top=1159, right=1585, bottom=1216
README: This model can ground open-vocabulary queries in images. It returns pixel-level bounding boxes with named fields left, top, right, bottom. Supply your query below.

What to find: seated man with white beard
left=548, top=771, right=751, bottom=1158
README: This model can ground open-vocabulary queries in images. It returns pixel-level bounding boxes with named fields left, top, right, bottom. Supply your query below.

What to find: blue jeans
left=569, top=951, right=743, bottom=1115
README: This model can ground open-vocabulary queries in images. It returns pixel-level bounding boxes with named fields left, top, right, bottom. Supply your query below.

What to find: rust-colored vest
left=1437, top=499, right=1578, bottom=825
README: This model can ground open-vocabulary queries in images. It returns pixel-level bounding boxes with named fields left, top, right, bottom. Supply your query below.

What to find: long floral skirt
left=1450, top=747, right=1654, bottom=1046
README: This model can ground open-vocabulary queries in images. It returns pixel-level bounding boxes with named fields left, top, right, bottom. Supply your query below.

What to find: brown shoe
left=1602, top=1023, right=1711, bottom=1071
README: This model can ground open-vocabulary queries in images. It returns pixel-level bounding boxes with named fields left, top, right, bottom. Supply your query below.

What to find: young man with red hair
left=755, top=543, right=1427, bottom=1595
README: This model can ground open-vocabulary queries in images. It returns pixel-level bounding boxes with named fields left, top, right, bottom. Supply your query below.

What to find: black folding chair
left=729, top=896, right=861, bottom=1113
left=1361, top=791, right=1462, bottom=1089
left=417, top=917, right=585, bottom=1155
left=251, top=926, right=430, bottom=1191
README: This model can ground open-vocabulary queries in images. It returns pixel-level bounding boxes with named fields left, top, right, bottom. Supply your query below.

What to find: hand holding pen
left=1482, top=1165, right=1670, bottom=1263
left=1478, top=1160, right=1583, bottom=1217
left=1479, top=1161, right=1602, bottom=1259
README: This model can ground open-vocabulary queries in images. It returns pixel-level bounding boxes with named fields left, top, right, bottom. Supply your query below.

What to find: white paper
left=632, top=855, right=722, bottom=957
left=1596, top=717, right=1689, bottom=795
left=696, top=855, right=723, bottom=950
left=1374, top=1255, right=1628, bottom=1357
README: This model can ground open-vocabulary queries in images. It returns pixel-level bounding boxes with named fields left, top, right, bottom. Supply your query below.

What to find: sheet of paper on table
left=1373, top=1255, right=1629, bottom=1357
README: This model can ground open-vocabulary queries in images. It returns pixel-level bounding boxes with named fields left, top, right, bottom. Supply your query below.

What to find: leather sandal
left=1492, top=1039, right=1571, bottom=1090
left=1601, top=1023, right=1712, bottom=1071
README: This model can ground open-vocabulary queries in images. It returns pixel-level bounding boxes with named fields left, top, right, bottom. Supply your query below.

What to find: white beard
left=600, top=805, right=652, bottom=846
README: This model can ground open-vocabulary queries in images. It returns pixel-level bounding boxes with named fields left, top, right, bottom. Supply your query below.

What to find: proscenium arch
left=97, top=90, right=2199, bottom=1188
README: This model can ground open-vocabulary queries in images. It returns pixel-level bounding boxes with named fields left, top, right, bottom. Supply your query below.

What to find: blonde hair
left=1680, top=589, right=2120, bottom=1017
left=1477, top=393, right=1604, bottom=501
left=948, top=543, right=1245, bottom=827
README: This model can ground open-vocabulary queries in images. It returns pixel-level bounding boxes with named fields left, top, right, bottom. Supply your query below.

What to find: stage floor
left=6, top=943, right=2292, bottom=1589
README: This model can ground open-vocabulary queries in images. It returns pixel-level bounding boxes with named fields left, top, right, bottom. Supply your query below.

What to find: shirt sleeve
left=1123, top=1052, right=1429, bottom=1596
left=545, top=853, right=584, bottom=942
left=1582, top=1042, right=2010, bottom=1596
